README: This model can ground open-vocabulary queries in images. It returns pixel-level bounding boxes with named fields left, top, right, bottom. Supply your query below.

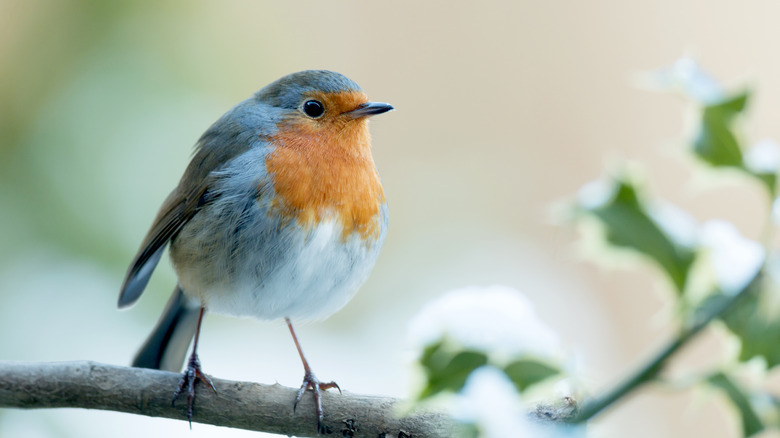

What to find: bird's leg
left=172, top=306, right=216, bottom=427
left=286, top=317, right=340, bottom=433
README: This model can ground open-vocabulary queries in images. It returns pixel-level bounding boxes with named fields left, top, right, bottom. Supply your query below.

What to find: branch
left=0, top=360, right=452, bottom=437
left=572, top=279, right=757, bottom=423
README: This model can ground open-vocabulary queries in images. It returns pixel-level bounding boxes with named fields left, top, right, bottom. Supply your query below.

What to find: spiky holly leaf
left=503, top=359, right=560, bottom=392
left=692, top=92, right=748, bottom=168
left=418, top=340, right=488, bottom=399
left=717, top=280, right=780, bottom=368
left=583, top=178, right=695, bottom=294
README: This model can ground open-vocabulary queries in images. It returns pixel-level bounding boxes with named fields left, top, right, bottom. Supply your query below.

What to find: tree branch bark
left=0, top=360, right=452, bottom=437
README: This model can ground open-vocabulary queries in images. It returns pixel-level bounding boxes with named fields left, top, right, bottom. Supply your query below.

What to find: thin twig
left=572, top=280, right=756, bottom=423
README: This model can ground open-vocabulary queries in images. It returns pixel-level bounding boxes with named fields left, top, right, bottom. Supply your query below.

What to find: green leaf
left=585, top=179, right=696, bottom=293
left=418, top=341, right=488, bottom=399
left=691, top=90, right=777, bottom=196
left=707, top=372, right=764, bottom=437
left=718, top=282, right=780, bottom=368
left=693, top=92, right=749, bottom=168
left=503, top=359, right=560, bottom=392
left=748, top=170, right=777, bottom=198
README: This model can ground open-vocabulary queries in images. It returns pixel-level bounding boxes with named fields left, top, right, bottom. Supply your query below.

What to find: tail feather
left=132, top=286, right=200, bottom=372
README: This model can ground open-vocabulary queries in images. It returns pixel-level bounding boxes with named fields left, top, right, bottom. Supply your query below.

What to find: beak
left=345, top=102, right=394, bottom=119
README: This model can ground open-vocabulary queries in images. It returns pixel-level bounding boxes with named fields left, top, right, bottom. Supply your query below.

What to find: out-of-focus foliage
left=417, top=340, right=561, bottom=400
left=720, top=287, right=780, bottom=367
left=569, top=60, right=780, bottom=437
left=578, top=178, right=696, bottom=293
left=502, top=359, right=560, bottom=393
left=409, top=286, right=570, bottom=437
left=707, top=372, right=764, bottom=437
left=693, top=92, right=748, bottom=169
left=409, top=61, right=780, bottom=436
left=419, top=342, right=489, bottom=399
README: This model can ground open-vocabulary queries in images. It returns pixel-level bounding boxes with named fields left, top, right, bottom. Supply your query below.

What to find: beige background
left=2, top=1, right=779, bottom=437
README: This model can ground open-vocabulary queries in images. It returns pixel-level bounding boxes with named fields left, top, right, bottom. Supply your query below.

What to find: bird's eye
left=302, top=100, right=325, bottom=118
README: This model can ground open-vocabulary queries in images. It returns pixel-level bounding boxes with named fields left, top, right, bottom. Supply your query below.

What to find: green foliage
left=693, top=92, right=749, bottom=168
left=707, top=372, right=764, bottom=437
left=417, top=339, right=561, bottom=401
left=750, top=171, right=777, bottom=198
left=581, top=178, right=695, bottom=293
left=503, top=359, right=560, bottom=392
left=690, top=90, right=777, bottom=196
left=418, top=341, right=489, bottom=399
left=571, top=62, right=780, bottom=436
left=720, top=283, right=780, bottom=367
left=413, top=61, right=780, bottom=437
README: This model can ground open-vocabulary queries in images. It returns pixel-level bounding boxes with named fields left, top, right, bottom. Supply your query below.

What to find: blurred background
left=2, top=1, right=780, bottom=437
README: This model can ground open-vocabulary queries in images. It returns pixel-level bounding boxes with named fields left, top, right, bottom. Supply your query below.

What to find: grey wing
left=117, top=151, right=224, bottom=309
left=117, top=188, right=201, bottom=308
left=117, top=100, right=266, bottom=308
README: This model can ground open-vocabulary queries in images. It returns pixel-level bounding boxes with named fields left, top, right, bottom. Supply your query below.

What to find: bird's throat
left=264, top=119, right=385, bottom=242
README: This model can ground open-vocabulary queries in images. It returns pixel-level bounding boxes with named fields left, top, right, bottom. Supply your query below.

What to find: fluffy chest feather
left=264, top=116, right=385, bottom=241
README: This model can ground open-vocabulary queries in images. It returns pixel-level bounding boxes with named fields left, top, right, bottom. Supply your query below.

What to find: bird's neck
left=265, top=120, right=385, bottom=241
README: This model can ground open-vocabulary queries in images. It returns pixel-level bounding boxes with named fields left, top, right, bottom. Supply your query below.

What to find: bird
left=117, top=70, right=393, bottom=432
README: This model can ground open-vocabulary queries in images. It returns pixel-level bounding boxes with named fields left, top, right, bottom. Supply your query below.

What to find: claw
left=293, top=370, right=339, bottom=433
left=286, top=318, right=340, bottom=434
left=172, top=353, right=216, bottom=427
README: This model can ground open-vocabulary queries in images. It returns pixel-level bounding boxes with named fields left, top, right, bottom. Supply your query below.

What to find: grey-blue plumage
left=118, top=70, right=392, bottom=428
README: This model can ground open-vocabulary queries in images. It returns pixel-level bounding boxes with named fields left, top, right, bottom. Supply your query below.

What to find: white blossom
left=745, top=139, right=780, bottom=174
left=700, top=220, right=764, bottom=294
left=576, top=178, right=615, bottom=210
left=452, top=366, right=544, bottom=437
left=649, top=202, right=699, bottom=248
left=651, top=57, right=724, bottom=104
left=408, top=285, right=561, bottom=360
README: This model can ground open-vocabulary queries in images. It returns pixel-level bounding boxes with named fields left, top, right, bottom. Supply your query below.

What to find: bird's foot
left=172, top=353, right=217, bottom=427
left=294, top=370, right=341, bottom=433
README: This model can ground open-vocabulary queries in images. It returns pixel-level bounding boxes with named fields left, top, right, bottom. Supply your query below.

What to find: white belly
left=171, top=208, right=386, bottom=322
left=214, top=218, right=381, bottom=321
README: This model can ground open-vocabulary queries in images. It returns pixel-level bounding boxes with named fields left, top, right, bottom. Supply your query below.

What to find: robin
left=117, top=70, right=393, bottom=432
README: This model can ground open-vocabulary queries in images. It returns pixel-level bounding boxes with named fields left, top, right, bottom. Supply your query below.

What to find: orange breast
left=264, top=115, right=385, bottom=242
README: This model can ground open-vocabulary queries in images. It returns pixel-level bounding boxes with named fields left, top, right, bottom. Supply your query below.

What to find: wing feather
left=118, top=187, right=204, bottom=308
left=117, top=100, right=264, bottom=308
